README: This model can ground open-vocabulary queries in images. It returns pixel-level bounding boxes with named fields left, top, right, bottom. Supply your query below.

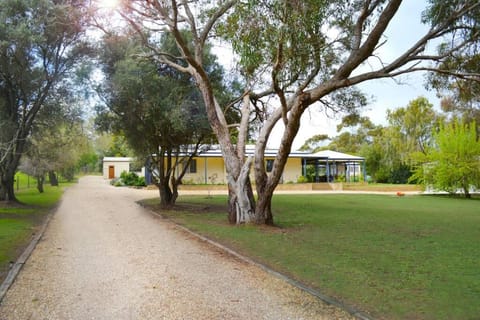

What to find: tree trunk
left=49, top=171, right=58, bottom=186
left=170, top=176, right=179, bottom=205
left=0, top=172, right=17, bottom=202
left=255, top=191, right=274, bottom=225
left=224, top=156, right=256, bottom=224
left=194, top=75, right=257, bottom=224
left=36, top=175, right=45, bottom=193
left=463, top=186, right=471, bottom=199
left=227, top=176, right=256, bottom=224
left=253, top=95, right=309, bottom=225
left=157, top=182, right=174, bottom=207
left=227, top=189, right=237, bottom=224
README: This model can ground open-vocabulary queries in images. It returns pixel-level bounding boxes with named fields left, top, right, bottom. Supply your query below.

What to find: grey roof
left=303, top=150, right=365, bottom=161
left=102, top=146, right=364, bottom=162
left=102, top=157, right=133, bottom=162
left=196, top=145, right=363, bottom=161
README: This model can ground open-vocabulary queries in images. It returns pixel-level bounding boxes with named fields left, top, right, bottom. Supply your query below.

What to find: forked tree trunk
left=226, top=157, right=256, bottom=224
left=157, top=181, right=176, bottom=207
left=227, top=177, right=256, bottom=224
left=193, top=74, right=256, bottom=224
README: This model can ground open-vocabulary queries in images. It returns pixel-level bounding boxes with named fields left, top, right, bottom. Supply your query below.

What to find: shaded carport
left=301, top=150, right=366, bottom=183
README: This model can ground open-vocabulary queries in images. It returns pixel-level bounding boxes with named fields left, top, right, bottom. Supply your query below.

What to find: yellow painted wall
left=182, top=157, right=226, bottom=184
left=283, top=158, right=302, bottom=183
left=257, top=157, right=302, bottom=184
left=180, top=156, right=303, bottom=184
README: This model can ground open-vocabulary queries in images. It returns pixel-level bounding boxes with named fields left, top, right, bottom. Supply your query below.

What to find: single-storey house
left=102, top=157, right=134, bottom=179
left=145, top=145, right=365, bottom=184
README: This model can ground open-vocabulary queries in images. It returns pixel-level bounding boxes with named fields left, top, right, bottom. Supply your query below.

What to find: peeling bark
left=226, top=157, right=256, bottom=224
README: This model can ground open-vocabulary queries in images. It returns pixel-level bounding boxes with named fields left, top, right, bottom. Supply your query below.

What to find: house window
left=266, top=159, right=274, bottom=173
left=189, top=159, right=197, bottom=173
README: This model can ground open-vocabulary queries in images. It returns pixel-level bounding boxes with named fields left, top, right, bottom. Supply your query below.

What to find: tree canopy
left=95, top=31, right=236, bottom=206
left=0, top=0, right=90, bottom=201
left=411, top=119, right=480, bottom=198
left=98, top=0, right=480, bottom=224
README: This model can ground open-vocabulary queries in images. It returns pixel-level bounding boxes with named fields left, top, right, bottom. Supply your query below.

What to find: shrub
left=118, top=171, right=146, bottom=187
left=110, top=177, right=124, bottom=187
left=297, top=175, right=308, bottom=183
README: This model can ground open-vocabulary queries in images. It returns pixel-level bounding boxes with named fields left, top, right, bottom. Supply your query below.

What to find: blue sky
left=280, top=0, right=441, bottom=149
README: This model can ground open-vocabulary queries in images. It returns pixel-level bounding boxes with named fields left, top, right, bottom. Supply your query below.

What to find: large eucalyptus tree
left=116, top=0, right=479, bottom=224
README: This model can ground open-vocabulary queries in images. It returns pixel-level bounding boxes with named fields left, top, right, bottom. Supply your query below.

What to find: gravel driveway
left=0, top=176, right=353, bottom=320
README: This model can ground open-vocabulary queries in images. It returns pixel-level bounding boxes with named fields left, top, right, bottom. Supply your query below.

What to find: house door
left=108, top=166, right=115, bottom=179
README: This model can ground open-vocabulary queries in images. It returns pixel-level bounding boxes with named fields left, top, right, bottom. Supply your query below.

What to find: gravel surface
left=0, top=176, right=354, bottom=320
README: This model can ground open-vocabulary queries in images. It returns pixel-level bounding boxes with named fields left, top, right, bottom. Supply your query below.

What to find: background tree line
left=300, top=96, right=480, bottom=192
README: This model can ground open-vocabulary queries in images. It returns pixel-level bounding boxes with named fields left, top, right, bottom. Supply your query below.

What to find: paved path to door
left=0, top=176, right=353, bottom=320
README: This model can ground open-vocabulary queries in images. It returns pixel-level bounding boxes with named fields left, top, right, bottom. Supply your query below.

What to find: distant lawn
left=342, top=183, right=423, bottom=192
left=140, top=194, right=480, bottom=320
left=0, top=179, right=72, bottom=282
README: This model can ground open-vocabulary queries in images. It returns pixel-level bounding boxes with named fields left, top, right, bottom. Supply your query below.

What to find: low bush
left=118, top=171, right=146, bottom=187
left=297, top=175, right=308, bottom=183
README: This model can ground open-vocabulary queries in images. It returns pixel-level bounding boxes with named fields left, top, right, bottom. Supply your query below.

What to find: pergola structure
left=301, top=150, right=366, bottom=183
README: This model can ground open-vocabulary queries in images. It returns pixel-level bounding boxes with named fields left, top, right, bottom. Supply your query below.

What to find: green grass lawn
left=0, top=178, right=71, bottom=281
left=141, top=194, right=480, bottom=320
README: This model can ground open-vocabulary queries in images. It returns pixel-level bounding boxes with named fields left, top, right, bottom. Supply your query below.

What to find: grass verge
left=140, top=194, right=480, bottom=320
left=0, top=181, right=72, bottom=282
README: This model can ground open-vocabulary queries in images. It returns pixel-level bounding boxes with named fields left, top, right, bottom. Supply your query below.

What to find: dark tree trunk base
left=49, top=171, right=59, bottom=186
left=0, top=175, right=18, bottom=203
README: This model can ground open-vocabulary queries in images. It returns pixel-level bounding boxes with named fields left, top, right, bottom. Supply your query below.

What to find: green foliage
left=296, top=175, right=308, bottom=183
left=387, top=97, right=438, bottom=156
left=0, top=0, right=89, bottom=200
left=353, top=97, right=438, bottom=184
left=77, top=152, right=99, bottom=173
left=95, top=32, right=214, bottom=157
left=103, top=135, right=132, bottom=158
left=298, top=134, right=330, bottom=152
left=423, top=1, right=480, bottom=130
left=118, top=171, right=145, bottom=187
left=95, top=30, right=239, bottom=205
left=0, top=176, right=68, bottom=280
left=411, top=119, right=480, bottom=197
left=219, top=0, right=334, bottom=78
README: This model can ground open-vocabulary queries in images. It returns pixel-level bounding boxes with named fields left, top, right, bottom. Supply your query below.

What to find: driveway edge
left=142, top=205, right=373, bottom=320
left=0, top=212, right=53, bottom=304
